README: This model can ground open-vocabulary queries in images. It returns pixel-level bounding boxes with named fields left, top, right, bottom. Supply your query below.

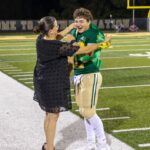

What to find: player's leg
left=78, top=73, right=110, bottom=150
left=74, top=73, right=96, bottom=149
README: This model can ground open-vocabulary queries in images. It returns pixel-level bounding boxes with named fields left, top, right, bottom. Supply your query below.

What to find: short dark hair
left=33, top=16, right=56, bottom=35
left=73, top=7, right=93, bottom=21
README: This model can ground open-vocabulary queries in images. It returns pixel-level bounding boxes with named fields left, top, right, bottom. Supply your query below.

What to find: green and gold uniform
left=70, top=23, right=105, bottom=75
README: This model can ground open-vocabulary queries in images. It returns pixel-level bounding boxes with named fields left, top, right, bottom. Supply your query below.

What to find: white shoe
left=96, top=143, right=110, bottom=150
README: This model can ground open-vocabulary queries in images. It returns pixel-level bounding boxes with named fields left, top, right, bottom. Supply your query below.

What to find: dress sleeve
left=59, top=41, right=79, bottom=57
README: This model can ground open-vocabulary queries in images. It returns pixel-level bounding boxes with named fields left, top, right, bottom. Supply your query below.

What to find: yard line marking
left=114, top=44, right=150, bottom=47
left=101, top=84, right=150, bottom=89
left=3, top=69, right=21, bottom=71
left=71, top=94, right=74, bottom=97
left=4, top=69, right=22, bottom=72
left=75, top=108, right=110, bottom=112
left=25, top=81, right=33, bottom=84
left=0, top=45, right=34, bottom=47
left=96, top=107, right=110, bottom=111
left=18, top=78, right=33, bottom=81
left=72, top=101, right=76, bottom=104
left=102, top=55, right=150, bottom=59
left=112, top=41, right=150, bottom=44
left=0, top=60, right=35, bottom=62
left=8, top=72, right=33, bottom=75
left=113, top=127, right=150, bottom=133
left=0, top=49, right=34, bottom=51
left=0, top=66, right=17, bottom=69
left=138, top=143, right=150, bottom=147
left=0, top=53, right=35, bottom=56
left=13, top=74, right=33, bottom=77
left=102, top=116, right=130, bottom=121
left=101, top=66, right=150, bottom=71
left=103, top=49, right=150, bottom=52
left=10, top=71, right=33, bottom=74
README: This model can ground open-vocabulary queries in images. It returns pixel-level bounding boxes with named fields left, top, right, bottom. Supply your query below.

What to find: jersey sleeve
left=96, top=30, right=105, bottom=43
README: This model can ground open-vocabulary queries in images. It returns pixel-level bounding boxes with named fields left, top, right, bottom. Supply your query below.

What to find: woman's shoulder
left=37, top=34, right=61, bottom=44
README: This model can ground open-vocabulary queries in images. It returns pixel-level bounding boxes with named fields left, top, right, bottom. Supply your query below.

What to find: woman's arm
left=58, top=23, right=75, bottom=37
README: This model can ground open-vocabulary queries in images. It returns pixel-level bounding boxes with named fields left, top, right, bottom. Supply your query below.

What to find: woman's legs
left=44, top=112, right=59, bottom=150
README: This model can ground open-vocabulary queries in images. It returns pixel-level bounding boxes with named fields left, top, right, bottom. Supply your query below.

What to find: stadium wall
left=0, top=18, right=148, bottom=32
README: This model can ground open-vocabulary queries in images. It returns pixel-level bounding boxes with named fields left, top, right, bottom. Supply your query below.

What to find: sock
left=84, top=118, right=95, bottom=144
left=87, top=114, right=106, bottom=144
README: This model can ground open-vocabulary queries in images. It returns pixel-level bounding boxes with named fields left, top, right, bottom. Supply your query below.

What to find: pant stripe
left=93, top=74, right=98, bottom=106
left=91, top=74, right=98, bottom=108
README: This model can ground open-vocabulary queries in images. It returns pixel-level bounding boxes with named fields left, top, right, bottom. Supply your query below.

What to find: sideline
left=0, top=71, right=134, bottom=150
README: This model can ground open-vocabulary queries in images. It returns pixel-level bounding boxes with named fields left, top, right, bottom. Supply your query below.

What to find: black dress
left=33, top=34, right=79, bottom=113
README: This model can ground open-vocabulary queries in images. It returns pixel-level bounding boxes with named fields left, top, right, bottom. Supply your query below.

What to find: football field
left=0, top=32, right=150, bottom=150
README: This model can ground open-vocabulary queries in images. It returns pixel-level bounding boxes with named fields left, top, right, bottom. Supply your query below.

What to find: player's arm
left=75, top=35, right=112, bottom=55
left=75, top=44, right=98, bottom=55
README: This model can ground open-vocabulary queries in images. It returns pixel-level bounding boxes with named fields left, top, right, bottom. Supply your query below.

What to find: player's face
left=74, top=17, right=90, bottom=33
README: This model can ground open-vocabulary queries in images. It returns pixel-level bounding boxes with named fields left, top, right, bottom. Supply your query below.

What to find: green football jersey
left=70, top=23, right=105, bottom=75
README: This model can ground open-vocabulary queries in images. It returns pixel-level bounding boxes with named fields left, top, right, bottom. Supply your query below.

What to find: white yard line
left=0, top=49, right=34, bottom=51
left=18, top=78, right=33, bottom=81
left=101, top=66, right=150, bottom=71
left=0, top=60, right=35, bottom=62
left=4, top=69, right=22, bottom=72
left=103, top=49, right=150, bottom=52
left=0, top=45, right=34, bottom=47
left=10, top=71, right=33, bottom=74
left=113, top=127, right=150, bottom=133
left=0, top=53, right=35, bottom=56
left=13, top=74, right=33, bottom=77
left=0, top=66, right=17, bottom=69
left=113, top=44, right=150, bottom=47
left=3, top=69, right=21, bottom=71
left=102, top=116, right=130, bottom=121
left=138, top=143, right=150, bottom=147
left=75, top=108, right=110, bottom=112
left=24, top=81, right=33, bottom=84
left=96, top=107, right=110, bottom=111
left=113, top=41, right=150, bottom=44
left=102, top=56, right=148, bottom=59
left=101, top=84, right=150, bottom=89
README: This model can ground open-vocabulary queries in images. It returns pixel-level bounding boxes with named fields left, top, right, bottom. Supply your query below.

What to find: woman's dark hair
left=73, top=7, right=93, bottom=21
left=33, top=16, right=56, bottom=35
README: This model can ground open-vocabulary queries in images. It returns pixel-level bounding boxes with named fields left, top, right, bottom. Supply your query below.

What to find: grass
left=0, top=32, right=150, bottom=149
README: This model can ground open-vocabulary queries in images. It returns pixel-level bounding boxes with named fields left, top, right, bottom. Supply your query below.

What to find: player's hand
left=98, top=34, right=112, bottom=49
left=105, top=34, right=112, bottom=42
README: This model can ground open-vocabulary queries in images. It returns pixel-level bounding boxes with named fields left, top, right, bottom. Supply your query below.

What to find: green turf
left=0, top=33, right=150, bottom=149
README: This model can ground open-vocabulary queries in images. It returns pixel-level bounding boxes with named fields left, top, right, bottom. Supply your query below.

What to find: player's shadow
left=55, top=119, right=86, bottom=150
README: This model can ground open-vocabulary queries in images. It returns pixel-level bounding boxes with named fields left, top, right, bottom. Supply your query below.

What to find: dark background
left=0, top=0, right=150, bottom=19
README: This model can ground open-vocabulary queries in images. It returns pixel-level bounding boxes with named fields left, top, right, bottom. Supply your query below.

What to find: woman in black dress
left=33, top=16, right=100, bottom=150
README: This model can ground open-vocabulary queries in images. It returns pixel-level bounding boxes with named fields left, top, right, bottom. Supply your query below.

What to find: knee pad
left=79, top=107, right=96, bottom=119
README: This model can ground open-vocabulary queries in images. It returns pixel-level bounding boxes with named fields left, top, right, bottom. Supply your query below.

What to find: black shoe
left=42, top=143, right=47, bottom=150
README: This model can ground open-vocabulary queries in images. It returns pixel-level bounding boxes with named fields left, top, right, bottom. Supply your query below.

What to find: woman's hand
left=67, top=23, right=76, bottom=31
